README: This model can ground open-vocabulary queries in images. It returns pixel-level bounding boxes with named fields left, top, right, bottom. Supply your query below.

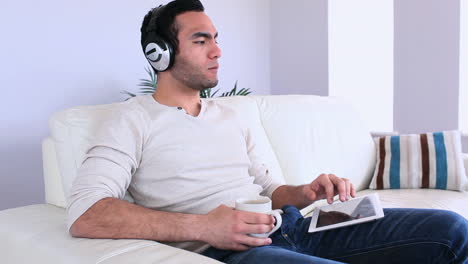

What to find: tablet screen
left=316, top=196, right=376, bottom=227
left=309, top=193, right=384, bottom=232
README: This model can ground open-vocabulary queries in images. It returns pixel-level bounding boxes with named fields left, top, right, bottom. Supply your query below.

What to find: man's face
left=169, top=11, right=221, bottom=91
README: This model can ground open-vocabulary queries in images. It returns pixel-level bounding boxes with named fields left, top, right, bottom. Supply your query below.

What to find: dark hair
left=140, top=0, right=204, bottom=56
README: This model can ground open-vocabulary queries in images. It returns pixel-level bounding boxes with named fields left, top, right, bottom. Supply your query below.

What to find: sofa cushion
left=369, top=131, right=468, bottom=191
left=251, top=95, right=376, bottom=191
left=357, top=189, right=468, bottom=219
left=0, top=204, right=221, bottom=264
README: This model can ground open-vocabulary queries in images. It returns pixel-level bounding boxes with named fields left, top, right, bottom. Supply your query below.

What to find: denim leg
left=202, top=206, right=468, bottom=264
left=222, top=246, right=345, bottom=264
left=289, top=207, right=468, bottom=264
left=202, top=205, right=345, bottom=264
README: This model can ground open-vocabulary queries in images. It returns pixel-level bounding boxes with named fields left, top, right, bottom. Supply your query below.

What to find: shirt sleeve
left=66, top=108, right=148, bottom=231
left=244, top=123, right=285, bottom=199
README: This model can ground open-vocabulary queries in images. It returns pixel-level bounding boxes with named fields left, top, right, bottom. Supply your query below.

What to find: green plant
left=122, top=67, right=157, bottom=98
left=122, top=66, right=252, bottom=99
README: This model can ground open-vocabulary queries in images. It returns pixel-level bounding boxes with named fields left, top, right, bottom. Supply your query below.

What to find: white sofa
left=1, top=95, right=467, bottom=264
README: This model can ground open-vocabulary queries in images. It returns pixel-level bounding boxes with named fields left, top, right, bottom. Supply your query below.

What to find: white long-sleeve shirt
left=67, top=94, right=284, bottom=253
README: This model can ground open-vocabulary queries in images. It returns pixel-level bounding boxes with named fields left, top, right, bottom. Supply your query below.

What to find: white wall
left=204, top=0, right=271, bottom=96
left=460, top=0, right=468, bottom=152
left=328, top=0, right=394, bottom=132
left=0, top=0, right=271, bottom=210
left=394, top=0, right=460, bottom=135
left=270, top=0, right=329, bottom=95
left=2, top=0, right=466, bottom=210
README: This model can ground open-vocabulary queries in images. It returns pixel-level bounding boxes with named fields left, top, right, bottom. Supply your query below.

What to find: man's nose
left=210, top=43, right=222, bottom=59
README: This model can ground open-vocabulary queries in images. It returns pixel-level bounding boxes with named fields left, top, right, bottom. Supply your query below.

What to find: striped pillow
left=369, top=131, right=467, bottom=191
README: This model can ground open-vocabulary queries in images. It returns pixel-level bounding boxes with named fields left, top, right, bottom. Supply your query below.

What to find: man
left=68, top=0, right=468, bottom=263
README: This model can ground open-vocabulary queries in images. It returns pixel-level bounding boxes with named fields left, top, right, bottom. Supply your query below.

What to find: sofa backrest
left=250, top=95, right=376, bottom=190
left=43, top=95, right=376, bottom=208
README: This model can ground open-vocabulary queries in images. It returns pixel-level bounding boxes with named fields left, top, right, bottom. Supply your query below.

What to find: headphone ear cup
left=144, top=37, right=174, bottom=72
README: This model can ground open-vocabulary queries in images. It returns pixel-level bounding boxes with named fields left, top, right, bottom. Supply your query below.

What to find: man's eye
left=194, top=41, right=205, bottom=44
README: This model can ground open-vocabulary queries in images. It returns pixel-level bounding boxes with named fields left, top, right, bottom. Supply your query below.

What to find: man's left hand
left=301, top=174, right=356, bottom=204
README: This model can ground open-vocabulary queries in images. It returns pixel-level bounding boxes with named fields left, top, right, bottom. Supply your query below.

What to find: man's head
left=141, top=0, right=221, bottom=91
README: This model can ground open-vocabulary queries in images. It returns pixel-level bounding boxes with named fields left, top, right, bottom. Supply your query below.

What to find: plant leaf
left=237, top=88, right=251, bottom=96
left=139, top=88, right=156, bottom=92
left=211, top=89, right=219, bottom=97
left=138, top=81, right=155, bottom=88
left=229, top=87, right=236, bottom=96
left=199, top=90, right=206, bottom=98
left=121, top=90, right=136, bottom=97
left=134, top=66, right=158, bottom=97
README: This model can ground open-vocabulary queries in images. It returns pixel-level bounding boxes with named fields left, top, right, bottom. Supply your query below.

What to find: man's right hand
left=201, top=205, right=275, bottom=251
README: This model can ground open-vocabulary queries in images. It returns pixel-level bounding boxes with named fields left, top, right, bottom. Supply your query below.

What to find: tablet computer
left=308, top=193, right=384, bottom=233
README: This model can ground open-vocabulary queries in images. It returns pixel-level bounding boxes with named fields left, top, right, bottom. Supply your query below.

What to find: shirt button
left=177, top=107, right=183, bottom=110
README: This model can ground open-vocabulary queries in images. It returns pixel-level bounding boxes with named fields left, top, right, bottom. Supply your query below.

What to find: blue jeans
left=202, top=205, right=468, bottom=264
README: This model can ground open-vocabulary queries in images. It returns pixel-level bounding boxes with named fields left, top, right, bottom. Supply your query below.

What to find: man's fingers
left=322, top=176, right=335, bottom=204
left=344, top=178, right=351, bottom=200
left=235, top=235, right=272, bottom=248
left=249, top=223, right=274, bottom=234
left=329, top=174, right=347, bottom=202
left=310, top=173, right=355, bottom=204
left=234, top=223, right=274, bottom=234
left=240, top=211, right=275, bottom=225
left=350, top=182, right=356, bottom=198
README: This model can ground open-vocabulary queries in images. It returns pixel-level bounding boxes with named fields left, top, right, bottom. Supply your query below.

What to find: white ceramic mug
left=235, top=197, right=283, bottom=238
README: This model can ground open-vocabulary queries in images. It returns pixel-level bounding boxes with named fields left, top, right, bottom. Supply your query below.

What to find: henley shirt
left=67, top=94, right=284, bottom=253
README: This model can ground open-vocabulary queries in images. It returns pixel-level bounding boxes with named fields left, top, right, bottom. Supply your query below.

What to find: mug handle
left=266, top=209, right=282, bottom=236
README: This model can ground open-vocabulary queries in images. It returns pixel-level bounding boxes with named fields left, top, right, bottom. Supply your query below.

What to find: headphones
left=142, top=7, right=175, bottom=72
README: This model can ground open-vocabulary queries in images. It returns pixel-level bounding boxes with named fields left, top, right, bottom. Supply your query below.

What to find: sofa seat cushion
left=0, top=204, right=221, bottom=264
left=357, top=189, right=468, bottom=219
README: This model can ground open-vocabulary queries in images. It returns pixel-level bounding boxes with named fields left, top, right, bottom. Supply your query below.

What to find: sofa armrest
left=42, top=137, right=67, bottom=208
left=0, top=204, right=221, bottom=264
